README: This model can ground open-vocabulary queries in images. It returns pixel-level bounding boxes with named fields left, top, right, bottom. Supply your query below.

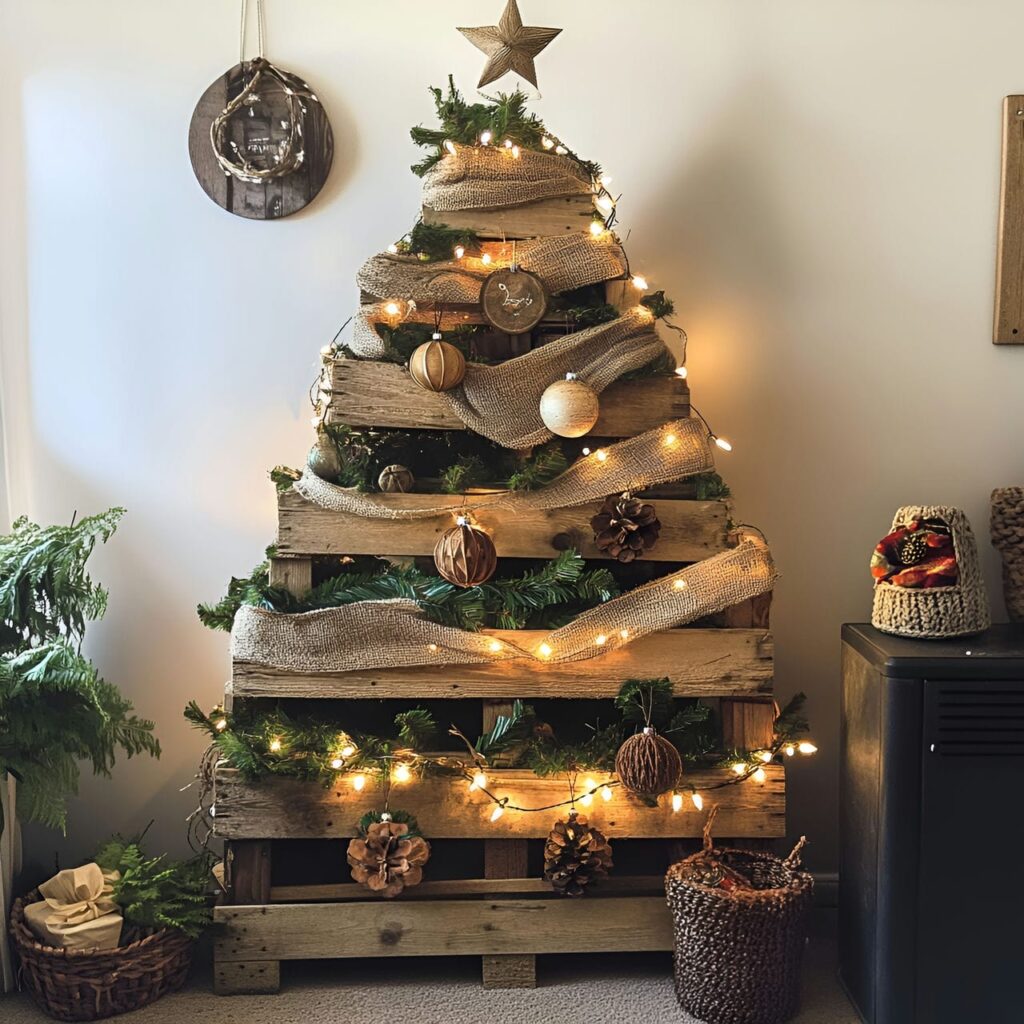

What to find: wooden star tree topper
left=458, top=0, right=562, bottom=90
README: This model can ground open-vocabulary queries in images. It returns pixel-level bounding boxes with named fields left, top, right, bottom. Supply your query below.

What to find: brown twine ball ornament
left=480, top=266, right=548, bottom=335
left=539, top=373, right=600, bottom=438
left=433, top=516, right=498, bottom=588
left=378, top=464, right=415, bottom=493
left=409, top=339, right=466, bottom=392
left=615, top=726, right=682, bottom=798
left=306, top=431, right=343, bottom=481
left=346, top=812, right=431, bottom=899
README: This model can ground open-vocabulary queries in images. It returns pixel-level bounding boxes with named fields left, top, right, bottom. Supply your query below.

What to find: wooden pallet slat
left=215, top=895, right=673, bottom=963
left=277, top=490, right=730, bottom=562
left=213, top=764, right=785, bottom=840
left=327, top=360, right=689, bottom=436
left=231, top=627, right=773, bottom=700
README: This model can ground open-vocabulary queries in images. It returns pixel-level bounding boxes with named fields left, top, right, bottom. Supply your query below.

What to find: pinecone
left=895, top=531, right=929, bottom=566
left=543, top=812, right=613, bottom=897
left=347, top=820, right=431, bottom=898
left=591, top=493, right=661, bottom=563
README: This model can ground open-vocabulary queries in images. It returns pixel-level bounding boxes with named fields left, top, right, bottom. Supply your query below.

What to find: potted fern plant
left=0, top=508, right=159, bottom=831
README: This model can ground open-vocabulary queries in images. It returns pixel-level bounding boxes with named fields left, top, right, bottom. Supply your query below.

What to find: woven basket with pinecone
left=347, top=814, right=431, bottom=898
left=543, top=812, right=613, bottom=896
left=591, top=493, right=661, bottom=563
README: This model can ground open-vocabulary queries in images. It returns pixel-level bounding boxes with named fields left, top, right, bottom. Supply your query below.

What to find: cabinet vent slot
left=930, top=684, right=1024, bottom=756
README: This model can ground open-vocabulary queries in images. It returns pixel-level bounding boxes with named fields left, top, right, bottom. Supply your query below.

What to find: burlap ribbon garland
left=357, top=235, right=627, bottom=308
left=422, top=147, right=592, bottom=212
left=231, top=540, right=776, bottom=674
left=295, top=416, right=713, bottom=520
left=444, top=309, right=669, bottom=448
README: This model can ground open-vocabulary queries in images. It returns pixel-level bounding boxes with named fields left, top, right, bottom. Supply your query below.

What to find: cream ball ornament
left=539, top=373, right=600, bottom=438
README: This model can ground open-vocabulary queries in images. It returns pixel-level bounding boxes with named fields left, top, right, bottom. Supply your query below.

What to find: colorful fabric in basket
left=871, top=517, right=958, bottom=589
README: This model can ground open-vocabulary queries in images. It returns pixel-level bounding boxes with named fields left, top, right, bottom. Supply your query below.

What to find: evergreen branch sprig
left=410, top=77, right=600, bottom=179
left=197, top=548, right=618, bottom=634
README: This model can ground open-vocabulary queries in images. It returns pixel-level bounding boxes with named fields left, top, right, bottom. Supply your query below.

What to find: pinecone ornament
left=543, top=812, right=613, bottom=897
left=591, top=493, right=661, bottom=563
left=347, top=816, right=431, bottom=898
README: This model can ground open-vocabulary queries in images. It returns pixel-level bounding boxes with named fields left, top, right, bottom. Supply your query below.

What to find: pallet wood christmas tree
left=194, top=38, right=812, bottom=995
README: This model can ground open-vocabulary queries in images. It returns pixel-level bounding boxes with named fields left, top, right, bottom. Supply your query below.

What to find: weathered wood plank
left=995, top=96, right=1024, bottom=343
left=214, top=894, right=674, bottom=962
left=214, top=959, right=280, bottom=996
left=422, top=194, right=595, bottom=240
left=268, top=557, right=312, bottom=598
left=327, top=360, right=689, bottom=436
left=721, top=698, right=777, bottom=751
left=230, top=628, right=774, bottom=700
left=277, top=489, right=730, bottom=562
left=227, top=840, right=271, bottom=905
left=269, top=875, right=665, bottom=903
left=213, top=764, right=785, bottom=840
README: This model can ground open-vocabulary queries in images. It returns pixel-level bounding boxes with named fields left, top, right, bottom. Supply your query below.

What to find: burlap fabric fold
left=294, top=416, right=713, bottom=521
left=443, top=309, right=670, bottom=448
left=422, top=147, right=591, bottom=211
left=230, top=541, right=776, bottom=675
left=357, top=235, right=626, bottom=306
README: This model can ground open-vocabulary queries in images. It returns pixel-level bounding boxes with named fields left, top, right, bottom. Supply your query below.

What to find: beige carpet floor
left=2, top=933, right=860, bottom=1024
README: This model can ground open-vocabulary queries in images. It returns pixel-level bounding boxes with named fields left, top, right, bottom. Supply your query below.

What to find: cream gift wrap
left=23, top=862, right=122, bottom=952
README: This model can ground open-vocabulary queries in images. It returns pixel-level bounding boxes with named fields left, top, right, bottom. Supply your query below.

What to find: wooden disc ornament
left=188, top=58, right=333, bottom=220
left=614, top=727, right=682, bottom=798
left=539, top=373, right=600, bottom=438
left=434, top=517, right=498, bottom=588
left=409, top=339, right=466, bottom=392
left=378, top=464, right=415, bottom=493
left=480, top=267, right=548, bottom=335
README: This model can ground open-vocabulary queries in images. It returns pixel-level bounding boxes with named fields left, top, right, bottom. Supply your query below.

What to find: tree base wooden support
left=214, top=959, right=281, bottom=996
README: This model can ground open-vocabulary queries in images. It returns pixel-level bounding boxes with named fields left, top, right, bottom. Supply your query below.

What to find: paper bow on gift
left=23, top=862, right=123, bottom=952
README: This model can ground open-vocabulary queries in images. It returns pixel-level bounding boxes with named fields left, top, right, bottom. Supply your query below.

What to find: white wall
left=3, top=0, right=1023, bottom=875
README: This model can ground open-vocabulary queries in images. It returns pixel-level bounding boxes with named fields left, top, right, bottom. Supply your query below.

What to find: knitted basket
left=9, top=894, right=194, bottom=1021
left=664, top=814, right=813, bottom=1024
left=871, top=505, right=990, bottom=639
left=991, top=487, right=1024, bottom=622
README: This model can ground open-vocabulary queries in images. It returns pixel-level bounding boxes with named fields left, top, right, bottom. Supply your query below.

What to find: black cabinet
left=840, top=623, right=1024, bottom=1024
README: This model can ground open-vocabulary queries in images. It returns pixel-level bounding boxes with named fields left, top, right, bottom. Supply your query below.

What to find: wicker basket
left=665, top=815, right=813, bottom=1024
left=871, top=505, right=990, bottom=639
left=9, top=893, right=194, bottom=1021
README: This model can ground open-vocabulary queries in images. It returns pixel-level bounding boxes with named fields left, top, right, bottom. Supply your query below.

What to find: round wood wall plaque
left=188, top=61, right=333, bottom=220
left=479, top=267, right=548, bottom=335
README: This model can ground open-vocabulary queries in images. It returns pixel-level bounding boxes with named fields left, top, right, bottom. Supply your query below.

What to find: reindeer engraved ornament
left=480, top=247, right=548, bottom=334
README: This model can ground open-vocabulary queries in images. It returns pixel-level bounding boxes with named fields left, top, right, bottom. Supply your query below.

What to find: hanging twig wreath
left=188, top=0, right=334, bottom=219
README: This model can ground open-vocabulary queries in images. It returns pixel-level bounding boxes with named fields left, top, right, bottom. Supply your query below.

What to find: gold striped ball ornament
left=409, top=338, right=466, bottom=392
left=539, top=373, right=600, bottom=438
left=614, top=726, right=682, bottom=798
left=434, top=517, right=498, bottom=588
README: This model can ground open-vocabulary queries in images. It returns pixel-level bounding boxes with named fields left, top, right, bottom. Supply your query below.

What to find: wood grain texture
left=188, top=63, right=333, bottom=221
left=327, top=360, right=689, bottom=435
left=230, top=628, right=774, bottom=700
left=481, top=701, right=536, bottom=986
left=268, top=557, right=312, bottom=598
left=995, top=96, right=1024, bottom=343
left=276, top=489, right=731, bottom=562
left=268, top=875, right=665, bottom=903
left=422, top=194, right=595, bottom=239
left=227, top=840, right=271, bottom=905
left=214, top=959, right=280, bottom=996
left=213, top=764, right=785, bottom=840
left=721, top=699, right=777, bottom=751
left=214, top=895, right=674, bottom=961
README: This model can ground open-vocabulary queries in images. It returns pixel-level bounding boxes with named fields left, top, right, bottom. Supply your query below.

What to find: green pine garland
left=410, top=77, right=600, bottom=179
left=198, top=548, right=619, bottom=634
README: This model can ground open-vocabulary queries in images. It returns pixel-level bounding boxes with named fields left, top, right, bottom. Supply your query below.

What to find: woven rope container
left=665, top=821, right=813, bottom=1024
left=871, top=505, right=990, bottom=639
left=10, top=894, right=194, bottom=1021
